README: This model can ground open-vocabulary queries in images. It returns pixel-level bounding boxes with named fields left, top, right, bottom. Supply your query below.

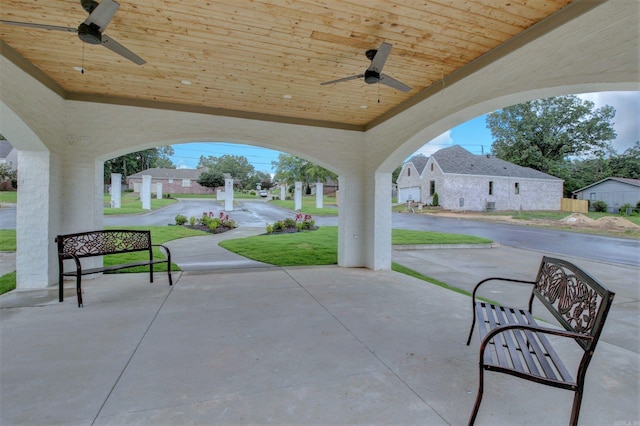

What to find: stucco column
left=141, top=175, right=151, bottom=210
left=337, top=170, right=391, bottom=270
left=315, top=182, right=323, bottom=208
left=110, top=173, right=121, bottom=208
left=224, top=178, right=234, bottom=211
left=156, top=183, right=163, bottom=199
left=15, top=150, right=60, bottom=289
left=294, top=182, right=302, bottom=211
left=280, top=184, right=286, bottom=200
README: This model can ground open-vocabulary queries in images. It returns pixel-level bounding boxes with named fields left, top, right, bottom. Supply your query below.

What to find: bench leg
left=59, top=273, right=64, bottom=303
left=569, top=389, right=583, bottom=426
left=76, top=276, right=83, bottom=308
left=468, top=364, right=485, bottom=425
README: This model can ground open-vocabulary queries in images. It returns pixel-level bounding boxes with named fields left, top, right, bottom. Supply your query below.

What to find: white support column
left=294, top=182, right=302, bottom=211
left=110, top=173, right=122, bottom=208
left=315, top=182, right=323, bottom=208
left=15, top=150, right=58, bottom=289
left=280, top=184, right=286, bottom=200
left=224, top=178, right=234, bottom=211
left=141, top=175, right=151, bottom=210
left=337, top=170, right=392, bottom=270
left=156, top=183, right=163, bottom=199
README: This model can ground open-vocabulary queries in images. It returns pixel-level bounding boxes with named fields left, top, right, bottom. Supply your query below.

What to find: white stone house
left=397, top=146, right=563, bottom=211
left=573, top=177, right=640, bottom=213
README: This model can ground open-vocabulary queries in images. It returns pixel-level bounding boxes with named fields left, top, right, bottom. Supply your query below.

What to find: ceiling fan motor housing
left=364, top=69, right=381, bottom=84
left=77, top=22, right=102, bottom=44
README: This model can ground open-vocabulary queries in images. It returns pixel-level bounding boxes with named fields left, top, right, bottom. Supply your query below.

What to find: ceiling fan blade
left=368, top=42, right=392, bottom=73
left=85, top=0, right=120, bottom=31
left=320, top=74, right=364, bottom=86
left=0, top=20, right=76, bottom=33
left=379, top=73, right=411, bottom=92
left=102, top=34, right=146, bottom=65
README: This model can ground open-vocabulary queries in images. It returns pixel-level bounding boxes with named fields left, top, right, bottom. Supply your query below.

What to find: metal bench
left=466, top=256, right=615, bottom=425
left=56, top=230, right=173, bottom=307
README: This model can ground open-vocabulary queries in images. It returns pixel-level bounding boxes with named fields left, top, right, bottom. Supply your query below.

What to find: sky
left=170, top=91, right=639, bottom=172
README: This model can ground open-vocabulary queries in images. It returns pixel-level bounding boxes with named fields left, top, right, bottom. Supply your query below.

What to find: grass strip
left=391, top=262, right=471, bottom=297
left=0, top=272, right=16, bottom=295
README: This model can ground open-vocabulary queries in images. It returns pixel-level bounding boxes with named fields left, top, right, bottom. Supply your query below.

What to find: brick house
left=396, top=145, right=563, bottom=211
left=127, top=168, right=213, bottom=195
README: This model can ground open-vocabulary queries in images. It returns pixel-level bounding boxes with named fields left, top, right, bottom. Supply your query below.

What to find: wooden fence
left=561, top=198, right=588, bottom=213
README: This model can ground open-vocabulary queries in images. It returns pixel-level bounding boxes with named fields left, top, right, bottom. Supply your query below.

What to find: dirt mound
left=562, top=213, right=595, bottom=225
left=595, top=216, right=640, bottom=229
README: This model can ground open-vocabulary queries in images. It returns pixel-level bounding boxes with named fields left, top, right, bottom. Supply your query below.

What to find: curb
left=393, top=242, right=500, bottom=250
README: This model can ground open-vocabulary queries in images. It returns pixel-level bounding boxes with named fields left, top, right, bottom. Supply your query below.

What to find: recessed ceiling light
left=360, top=105, right=368, bottom=109
left=283, top=94, right=292, bottom=99
left=73, top=66, right=85, bottom=73
left=181, top=80, right=192, bottom=85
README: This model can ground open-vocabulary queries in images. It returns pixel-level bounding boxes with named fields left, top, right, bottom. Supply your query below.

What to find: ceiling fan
left=321, top=42, right=411, bottom=92
left=0, top=0, right=145, bottom=65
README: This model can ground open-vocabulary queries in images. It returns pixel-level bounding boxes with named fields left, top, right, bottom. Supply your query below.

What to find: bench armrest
left=152, top=244, right=172, bottom=262
left=59, top=252, right=83, bottom=273
left=471, top=277, right=536, bottom=303
left=480, top=323, right=594, bottom=357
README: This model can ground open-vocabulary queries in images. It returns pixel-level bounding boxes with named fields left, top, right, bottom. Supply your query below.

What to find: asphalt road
left=1, top=199, right=638, bottom=267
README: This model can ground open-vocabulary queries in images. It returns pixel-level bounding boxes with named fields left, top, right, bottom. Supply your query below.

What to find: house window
left=429, top=180, right=435, bottom=196
left=182, top=179, right=191, bottom=187
left=168, top=179, right=174, bottom=183
left=514, top=182, right=520, bottom=194
left=430, top=163, right=434, bottom=171
left=489, top=181, right=494, bottom=195
left=590, top=192, right=596, bottom=201
left=407, top=168, right=411, bottom=176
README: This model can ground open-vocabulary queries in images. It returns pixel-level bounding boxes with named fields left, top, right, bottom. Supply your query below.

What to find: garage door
left=398, top=186, right=421, bottom=203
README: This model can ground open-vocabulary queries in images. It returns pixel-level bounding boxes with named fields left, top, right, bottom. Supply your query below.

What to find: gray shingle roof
left=432, top=145, right=561, bottom=180
left=406, top=155, right=428, bottom=175
left=0, top=141, right=14, bottom=158
left=572, top=177, right=640, bottom=193
left=128, top=168, right=203, bottom=180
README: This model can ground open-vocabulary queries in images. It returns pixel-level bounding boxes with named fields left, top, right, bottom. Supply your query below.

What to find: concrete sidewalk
left=0, top=257, right=638, bottom=424
left=0, top=230, right=638, bottom=425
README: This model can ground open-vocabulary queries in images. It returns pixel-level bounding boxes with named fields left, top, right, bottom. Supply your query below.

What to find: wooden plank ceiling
left=0, top=0, right=575, bottom=129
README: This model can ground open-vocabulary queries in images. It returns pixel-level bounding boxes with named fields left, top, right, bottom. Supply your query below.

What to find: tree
left=272, top=154, right=337, bottom=193
left=197, top=154, right=255, bottom=189
left=487, top=95, right=616, bottom=175
left=104, top=146, right=175, bottom=182
left=197, top=169, right=225, bottom=192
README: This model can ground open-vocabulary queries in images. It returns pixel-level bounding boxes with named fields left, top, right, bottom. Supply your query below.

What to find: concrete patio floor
left=1, top=256, right=638, bottom=425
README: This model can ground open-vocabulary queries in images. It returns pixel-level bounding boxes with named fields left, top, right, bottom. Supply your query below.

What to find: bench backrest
left=56, top=230, right=153, bottom=258
left=531, top=256, right=615, bottom=351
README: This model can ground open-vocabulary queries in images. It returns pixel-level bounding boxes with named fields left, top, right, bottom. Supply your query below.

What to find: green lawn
left=270, top=196, right=339, bottom=216
left=103, top=193, right=178, bottom=215
left=0, top=191, right=17, bottom=203
left=219, top=227, right=491, bottom=266
left=0, top=230, right=16, bottom=251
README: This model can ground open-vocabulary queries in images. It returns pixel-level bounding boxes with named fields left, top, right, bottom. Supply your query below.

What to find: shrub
left=273, top=220, right=285, bottom=232
left=175, top=214, right=188, bottom=225
left=284, top=218, right=296, bottom=229
left=265, top=223, right=273, bottom=234
left=592, top=200, right=608, bottom=212
left=432, top=192, right=439, bottom=207
left=189, top=216, right=196, bottom=227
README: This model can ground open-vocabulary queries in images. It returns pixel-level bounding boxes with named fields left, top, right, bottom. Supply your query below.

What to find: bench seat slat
left=511, top=309, right=561, bottom=382
left=62, top=259, right=168, bottom=277
left=492, top=306, right=525, bottom=373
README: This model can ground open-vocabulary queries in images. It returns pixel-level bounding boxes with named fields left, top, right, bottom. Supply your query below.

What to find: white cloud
left=577, top=91, right=639, bottom=153
left=412, top=130, right=454, bottom=157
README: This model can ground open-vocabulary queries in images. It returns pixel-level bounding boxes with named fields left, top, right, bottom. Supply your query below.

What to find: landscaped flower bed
left=175, top=211, right=237, bottom=234
left=266, top=213, right=316, bottom=234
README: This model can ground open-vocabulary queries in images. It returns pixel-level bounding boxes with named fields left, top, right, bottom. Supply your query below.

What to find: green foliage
left=618, top=203, right=636, bottom=216
left=432, top=192, right=439, bottom=206
left=0, top=163, right=17, bottom=183
left=197, top=169, right=225, bottom=191
left=198, top=154, right=255, bottom=189
left=272, top=153, right=337, bottom=193
left=175, top=214, right=188, bottom=225
left=189, top=216, right=197, bottom=226
left=103, top=146, right=175, bottom=182
left=592, top=200, right=608, bottom=212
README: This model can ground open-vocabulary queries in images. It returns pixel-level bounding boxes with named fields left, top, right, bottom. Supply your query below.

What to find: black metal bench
left=56, top=230, right=173, bottom=307
left=466, top=256, right=615, bottom=425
